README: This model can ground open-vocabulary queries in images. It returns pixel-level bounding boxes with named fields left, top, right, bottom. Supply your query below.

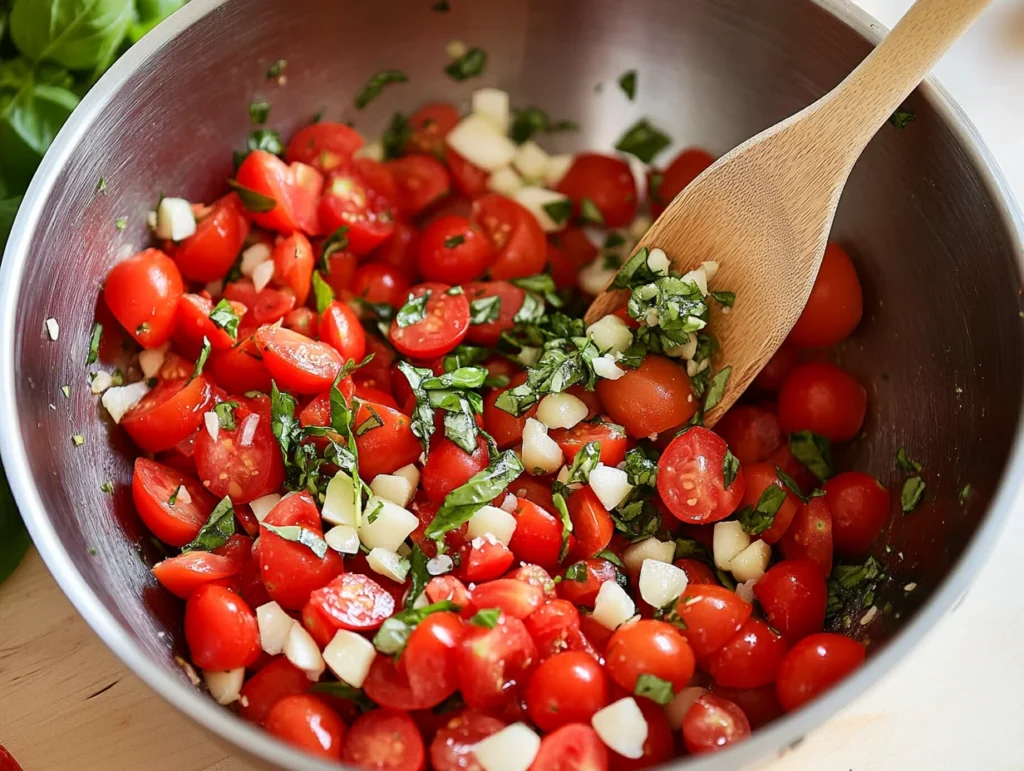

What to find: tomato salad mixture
left=88, top=80, right=892, bottom=769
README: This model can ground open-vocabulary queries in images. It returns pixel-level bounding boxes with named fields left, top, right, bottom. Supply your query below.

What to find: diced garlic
left=472, top=87, right=510, bottom=133
left=156, top=197, right=197, bottom=241
left=446, top=39, right=468, bottom=59
left=250, top=493, right=281, bottom=522
left=499, top=493, right=518, bottom=513
left=239, top=243, right=272, bottom=276
left=366, top=547, right=410, bottom=583
left=100, top=380, right=150, bottom=424
left=323, top=630, right=377, bottom=688
left=138, top=342, right=169, bottom=378
left=513, top=141, right=550, bottom=181
left=686, top=357, right=710, bottom=377
left=256, top=601, right=293, bottom=656
left=447, top=114, right=517, bottom=172
left=735, top=579, right=757, bottom=604
left=536, top=393, right=588, bottom=430
left=325, top=525, right=360, bottom=554
left=252, top=259, right=275, bottom=292
left=239, top=414, right=259, bottom=447
left=713, top=521, right=751, bottom=570
left=646, top=248, right=671, bottom=275
left=730, top=540, right=771, bottom=582
left=357, top=497, right=419, bottom=552
left=321, top=471, right=361, bottom=527
left=44, top=318, right=59, bottom=341
left=628, top=215, right=653, bottom=241
left=353, top=141, right=384, bottom=162
left=587, top=315, right=634, bottom=354
left=592, top=581, right=635, bottom=630
left=639, top=559, right=689, bottom=609
left=588, top=464, right=633, bottom=511
left=681, top=266, right=709, bottom=296
left=284, top=623, right=325, bottom=681
left=622, top=537, right=676, bottom=573
left=90, top=371, right=113, bottom=395
left=544, top=154, right=574, bottom=188
left=467, top=505, right=518, bottom=547
left=392, top=464, right=420, bottom=490
left=487, top=165, right=525, bottom=197
left=665, top=687, right=708, bottom=731
left=175, top=485, right=192, bottom=505
left=427, top=554, right=454, bottom=575
left=521, top=418, right=563, bottom=475
left=473, top=723, right=541, bottom=771
left=702, top=260, right=719, bottom=280
left=578, top=258, right=618, bottom=296
left=665, top=333, right=698, bottom=361
left=592, top=354, right=626, bottom=380
left=204, top=412, right=219, bottom=442
left=370, top=473, right=415, bottom=508
left=203, top=668, right=244, bottom=705
left=517, top=346, right=541, bottom=366
left=592, top=698, right=648, bottom=759
left=146, top=210, right=157, bottom=230
left=513, top=186, right=571, bottom=233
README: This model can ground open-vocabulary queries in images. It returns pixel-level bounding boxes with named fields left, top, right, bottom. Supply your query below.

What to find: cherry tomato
left=286, top=122, right=364, bottom=171
left=456, top=613, right=537, bottom=708
left=224, top=278, right=296, bottom=326
left=421, top=436, right=489, bottom=503
left=462, top=280, right=524, bottom=346
left=208, top=334, right=273, bottom=394
left=319, top=300, right=367, bottom=363
left=387, top=154, right=452, bottom=214
left=429, top=710, right=506, bottom=771
left=132, top=458, right=217, bottom=546
left=780, top=496, right=834, bottom=576
left=550, top=418, right=628, bottom=468
left=259, top=492, right=344, bottom=609
left=446, top=148, right=490, bottom=200
left=606, top=620, right=696, bottom=695
left=597, top=355, right=696, bottom=438
left=354, top=400, right=423, bottom=479
left=650, top=148, right=714, bottom=217
left=286, top=308, right=319, bottom=346
left=524, top=599, right=584, bottom=659
left=342, top=709, right=427, bottom=771
left=547, top=227, right=598, bottom=290
left=302, top=573, right=396, bottom=646
left=776, top=633, right=866, bottom=712
left=777, top=363, right=867, bottom=442
left=172, top=193, right=249, bottom=282
left=754, top=344, right=800, bottom=392
left=533, top=724, right=609, bottom=771
left=389, top=282, right=470, bottom=359
left=557, top=558, right=622, bottom=608
left=470, top=579, right=545, bottom=620
left=706, top=618, right=788, bottom=689
left=556, top=153, right=638, bottom=228
left=194, top=403, right=284, bottom=504
left=608, top=697, right=673, bottom=770
left=152, top=549, right=242, bottom=599
left=364, top=655, right=434, bottom=711
left=788, top=243, right=863, bottom=349
left=658, top=427, right=746, bottom=524
left=458, top=538, right=515, bottom=583
left=674, top=585, right=753, bottom=659
left=711, top=684, right=784, bottom=730
left=255, top=325, right=344, bottom=394
left=739, top=462, right=799, bottom=545
left=319, top=166, right=396, bottom=254
left=675, top=558, right=718, bottom=586
left=507, top=498, right=564, bottom=571
left=471, top=194, right=547, bottom=279
left=235, top=151, right=315, bottom=234
left=824, top=471, right=890, bottom=556
left=265, top=695, right=345, bottom=761
left=121, top=376, right=216, bottom=453
left=403, top=611, right=465, bottom=708
left=754, top=559, right=828, bottom=641
left=681, top=693, right=751, bottom=754
left=525, top=651, right=610, bottom=732
left=184, top=583, right=260, bottom=670
left=506, top=474, right=554, bottom=513
left=0, top=745, right=23, bottom=771
left=352, top=261, right=411, bottom=307
left=238, top=539, right=271, bottom=609
left=714, top=406, right=783, bottom=466
left=238, top=657, right=311, bottom=726
left=567, top=487, right=614, bottom=559
left=271, top=232, right=315, bottom=305
left=484, top=372, right=535, bottom=448
left=175, top=293, right=247, bottom=351
left=355, top=382, right=398, bottom=409
left=104, top=248, right=183, bottom=348
left=425, top=575, right=472, bottom=608
left=407, top=103, right=460, bottom=157
left=371, top=219, right=420, bottom=276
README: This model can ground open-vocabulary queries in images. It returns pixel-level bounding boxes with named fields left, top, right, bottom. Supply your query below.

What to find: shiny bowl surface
left=2, top=0, right=1023, bottom=768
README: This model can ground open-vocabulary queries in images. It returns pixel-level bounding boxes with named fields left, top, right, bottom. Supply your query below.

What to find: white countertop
left=772, top=2, right=1024, bottom=769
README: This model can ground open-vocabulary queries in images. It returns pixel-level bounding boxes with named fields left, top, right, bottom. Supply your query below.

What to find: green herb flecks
left=355, top=70, right=408, bottom=109
left=826, top=556, right=885, bottom=623
left=86, top=323, right=103, bottom=365
left=543, top=199, right=572, bottom=226
left=396, top=292, right=430, bottom=328
left=445, top=47, right=486, bottom=81
left=703, top=366, right=730, bottom=411
left=398, top=363, right=487, bottom=454
left=469, top=608, right=501, bottom=628
left=310, top=681, right=374, bottom=713
left=249, top=100, right=270, bottom=125
left=373, top=601, right=461, bottom=655
left=579, top=198, right=604, bottom=225
left=789, top=431, right=834, bottom=482
left=188, top=338, right=211, bottom=383
left=425, top=451, right=524, bottom=540
left=182, top=497, right=236, bottom=553
left=618, top=70, right=637, bottom=101
left=722, top=449, right=740, bottom=490
left=209, top=299, right=241, bottom=340
left=509, top=107, right=578, bottom=144
left=615, top=119, right=672, bottom=164
left=406, top=544, right=431, bottom=610
left=320, top=226, right=350, bottom=272
left=634, top=673, right=674, bottom=705
left=901, top=477, right=926, bottom=513
left=267, top=59, right=287, bottom=80
left=227, top=179, right=276, bottom=213
left=737, top=484, right=787, bottom=535
left=381, top=113, right=412, bottom=160
left=896, top=447, right=922, bottom=472
left=889, top=108, right=915, bottom=129
left=312, top=271, right=335, bottom=314
left=469, top=296, right=501, bottom=325
left=261, top=523, right=329, bottom=559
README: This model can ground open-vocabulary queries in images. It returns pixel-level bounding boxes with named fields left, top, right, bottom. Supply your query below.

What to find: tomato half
left=456, top=614, right=537, bottom=708
left=407, top=103, right=460, bottom=157
left=371, top=219, right=420, bottom=276
left=658, top=427, right=746, bottom=524
left=457, top=538, right=515, bottom=583
left=208, top=334, right=274, bottom=394
left=341, top=709, right=426, bottom=771
left=429, top=710, right=506, bottom=771
left=387, top=154, right=452, bottom=214
left=403, top=611, right=465, bottom=708
left=567, top=487, right=614, bottom=559
left=175, top=293, right=246, bottom=351
left=172, top=193, right=249, bottom=282
left=354, top=400, right=423, bottom=479
left=754, top=559, right=828, bottom=642
left=389, top=282, right=470, bottom=359
left=235, top=151, right=312, bottom=234
left=352, top=261, right=412, bottom=307
left=533, top=724, right=609, bottom=771
left=132, top=458, right=217, bottom=546
left=557, top=558, right=622, bottom=608
left=525, top=651, right=610, bottom=732
left=104, top=248, right=183, bottom=348
left=775, top=633, right=865, bottom=712
left=286, top=122, right=364, bottom=171
left=681, top=693, right=751, bottom=755
left=121, top=376, right=216, bottom=454
left=523, top=599, right=584, bottom=659
left=224, top=278, right=297, bottom=327
left=194, top=403, right=284, bottom=503
left=470, top=579, right=545, bottom=620
left=255, top=325, right=344, bottom=394
left=265, top=695, right=345, bottom=761
left=302, top=573, right=396, bottom=645
left=557, top=153, right=638, bottom=228
left=446, top=148, right=490, bottom=199
left=777, top=363, right=867, bottom=442
left=788, top=243, right=863, bottom=349
left=596, top=355, right=697, bottom=438
left=271, top=232, right=315, bottom=305
left=471, top=194, right=547, bottom=279
left=319, top=165, right=396, bottom=255
left=823, top=471, right=890, bottom=556
left=507, top=498, right=564, bottom=571
left=152, top=549, right=241, bottom=598
left=550, top=418, right=628, bottom=468
left=650, top=148, right=714, bottom=217
left=461, top=280, right=523, bottom=346
left=184, top=583, right=260, bottom=670
left=484, top=372, right=535, bottom=448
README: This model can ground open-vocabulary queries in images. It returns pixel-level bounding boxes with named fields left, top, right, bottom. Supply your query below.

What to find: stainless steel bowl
left=2, top=0, right=1022, bottom=768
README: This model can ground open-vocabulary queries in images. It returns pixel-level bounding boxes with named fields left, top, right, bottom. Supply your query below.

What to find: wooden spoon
left=585, top=0, right=989, bottom=427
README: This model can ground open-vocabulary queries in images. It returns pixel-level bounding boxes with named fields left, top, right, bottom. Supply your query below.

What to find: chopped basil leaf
left=552, top=492, right=573, bottom=562
left=654, top=599, right=687, bottom=630
left=115, top=216, right=127, bottom=231
left=604, top=233, right=627, bottom=249
left=710, top=290, right=736, bottom=308
left=355, top=404, right=384, bottom=436
left=426, top=451, right=524, bottom=539
left=270, top=382, right=301, bottom=464
left=889, top=108, right=915, bottom=129
left=594, top=549, right=625, bottom=568
left=615, top=118, right=672, bottom=164
left=406, top=544, right=431, bottom=610
left=209, top=299, right=241, bottom=340
left=494, top=329, right=600, bottom=416
left=737, top=485, right=787, bottom=535
left=704, top=366, right=730, bottom=411
left=610, top=499, right=661, bottom=541
left=61, top=385, right=71, bottom=398
left=622, top=445, right=658, bottom=488
left=396, top=291, right=430, bottom=328
left=826, top=556, right=884, bottom=622
left=309, top=681, right=374, bottom=713
left=618, top=70, right=637, bottom=101
left=564, top=562, right=588, bottom=582
left=100, top=480, right=114, bottom=494
left=555, top=442, right=600, bottom=496
left=262, top=523, right=329, bottom=558
left=188, top=337, right=211, bottom=383
left=182, top=497, right=235, bottom=552
left=634, top=673, right=674, bottom=705
left=469, top=608, right=501, bottom=628
left=381, top=112, right=412, bottom=160
left=543, top=199, right=572, bottom=225
left=215, top=401, right=239, bottom=431
left=431, top=0, right=450, bottom=10
left=227, top=179, right=277, bottom=213
left=579, top=198, right=604, bottom=225
left=72, top=434, right=85, bottom=446
left=266, top=59, right=287, bottom=79
left=446, top=286, right=465, bottom=296
left=320, top=225, right=351, bottom=272
left=312, top=271, right=335, bottom=314
left=510, top=274, right=562, bottom=308
left=397, top=362, right=437, bottom=451
left=444, top=234, right=465, bottom=248
left=373, top=600, right=460, bottom=654
left=86, top=322, right=102, bottom=365
left=789, top=431, right=834, bottom=482
left=775, top=466, right=807, bottom=502
left=901, top=477, right=926, bottom=513
left=722, top=449, right=740, bottom=490
left=442, top=345, right=490, bottom=371
left=445, top=48, right=486, bottom=81
left=469, top=296, right=501, bottom=325
left=674, top=537, right=711, bottom=562
left=509, top=107, right=578, bottom=144
left=355, top=70, right=409, bottom=109
left=235, top=129, right=284, bottom=169
left=959, top=483, right=972, bottom=504
left=896, top=447, right=922, bottom=472
left=136, top=322, right=151, bottom=336
left=249, top=100, right=270, bottom=125
left=611, top=247, right=660, bottom=290
left=97, top=178, right=107, bottom=194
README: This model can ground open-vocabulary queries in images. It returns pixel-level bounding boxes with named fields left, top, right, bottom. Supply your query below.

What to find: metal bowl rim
left=1, top=0, right=1021, bottom=768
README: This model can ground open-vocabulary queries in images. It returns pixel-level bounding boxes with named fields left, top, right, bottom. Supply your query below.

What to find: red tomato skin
left=706, top=618, right=789, bottom=689
left=183, top=584, right=260, bottom=670
left=319, top=301, right=367, bottom=363
left=456, top=615, right=537, bottom=709
left=458, top=539, right=515, bottom=584
left=682, top=693, right=751, bottom=754
left=132, top=458, right=217, bottom=546
left=208, top=335, right=274, bottom=394
left=352, top=262, right=411, bottom=308
left=780, top=496, right=835, bottom=575
left=556, top=559, right=621, bottom=608
left=776, top=633, right=866, bottom=712
left=754, top=559, right=828, bottom=642
left=224, top=278, right=297, bottom=327
left=265, top=694, right=346, bottom=760
left=506, top=564, right=557, bottom=599
left=605, top=620, right=696, bottom=695
left=596, top=355, right=697, bottom=438
left=407, top=103, right=460, bottom=156
left=342, top=709, right=427, bottom=771
left=271, top=232, right=315, bottom=305
left=104, top=248, right=183, bottom=348
left=238, top=657, right=310, bottom=726
left=777, top=363, right=868, bottom=442
left=389, top=282, right=471, bottom=359
left=754, top=345, right=800, bottom=392
left=608, top=697, right=674, bottom=770
left=429, top=710, right=506, bottom=771
left=193, top=405, right=285, bottom=504
left=675, top=558, right=719, bottom=586
left=739, top=462, right=799, bottom=545
left=824, top=471, right=890, bottom=556
left=525, top=651, right=610, bottom=732
left=471, top=194, right=547, bottom=279
left=547, top=227, right=598, bottom=290
left=319, top=167, right=396, bottom=255
left=675, top=585, right=754, bottom=660
left=711, top=684, right=784, bottom=730
left=302, top=573, right=396, bottom=645
left=255, top=325, right=344, bottom=394
left=657, top=427, right=746, bottom=525
left=550, top=419, right=628, bottom=468
left=507, top=498, right=564, bottom=571
left=121, top=376, right=216, bottom=454
left=446, top=148, right=490, bottom=199
left=567, top=487, right=614, bottom=559
left=470, top=579, right=545, bottom=620
left=523, top=599, right=584, bottom=659
left=422, top=437, right=490, bottom=503
left=152, top=550, right=241, bottom=599
left=483, top=373, right=535, bottom=448
left=387, top=154, right=452, bottom=214
left=788, top=243, right=863, bottom=349
left=462, top=281, right=524, bottom=346
left=286, top=122, right=364, bottom=170
left=354, top=401, right=422, bottom=479
left=355, top=383, right=398, bottom=409
left=175, top=293, right=246, bottom=351
left=371, top=219, right=420, bottom=276
left=714, top=406, right=784, bottom=466
left=557, top=153, right=638, bottom=228
left=533, top=723, right=609, bottom=771
left=283, top=307, right=318, bottom=338
left=172, top=194, right=249, bottom=282
left=402, top=612, right=465, bottom=709
left=425, top=575, right=472, bottom=608
left=235, top=151, right=303, bottom=233
left=364, top=655, right=434, bottom=711
left=650, top=148, right=714, bottom=216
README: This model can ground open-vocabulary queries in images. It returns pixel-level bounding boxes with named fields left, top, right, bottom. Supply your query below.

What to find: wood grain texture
left=585, top=0, right=991, bottom=427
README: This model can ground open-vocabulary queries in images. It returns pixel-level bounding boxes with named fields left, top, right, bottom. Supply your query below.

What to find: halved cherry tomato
left=557, top=558, right=622, bottom=608
left=352, top=261, right=411, bottom=307
left=446, top=148, right=489, bottom=199
left=407, top=103, right=460, bottom=157
left=342, top=709, right=427, bottom=770
left=319, top=166, right=396, bottom=255
left=484, top=372, right=535, bottom=448
left=265, top=695, right=345, bottom=761
left=208, top=334, right=273, bottom=394
left=371, top=219, right=420, bottom=276
left=788, top=243, right=863, bottom=349
left=739, top=462, right=799, bottom=545
left=550, top=418, right=628, bottom=467
left=533, top=724, right=609, bottom=771
left=255, top=325, right=344, bottom=394
left=319, top=300, right=367, bottom=363
left=283, top=307, right=318, bottom=338
left=706, top=618, right=788, bottom=689
left=754, top=344, right=800, bottom=392
left=121, top=376, right=216, bottom=453
left=547, top=227, right=598, bottom=290
left=608, top=697, right=673, bottom=770
left=387, top=154, right=452, bottom=214
left=649, top=148, right=714, bottom=217
left=422, top=437, right=489, bottom=503
left=403, top=611, right=465, bottom=708
left=456, top=613, right=537, bottom=708
left=238, top=657, right=311, bottom=726
left=754, top=559, right=828, bottom=641
left=194, top=403, right=284, bottom=503
left=658, top=427, right=746, bottom=524
left=824, top=471, right=890, bottom=556
left=508, top=498, right=564, bottom=571
left=235, top=151, right=314, bottom=234
left=777, top=363, right=867, bottom=442
left=302, top=573, right=396, bottom=646
left=779, top=496, right=834, bottom=576
left=711, top=684, right=784, bottom=730
left=470, top=579, right=545, bottom=620
left=471, top=194, right=547, bottom=279
left=461, top=280, right=523, bottom=345
left=605, top=620, right=695, bottom=695
left=506, top=474, right=554, bottom=513
left=286, top=122, right=364, bottom=171
left=775, top=633, right=865, bottom=712
left=184, top=583, right=260, bottom=670
left=681, top=693, right=751, bottom=755
left=175, top=293, right=246, bottom=351
left=458, top=538, right=515, bottom=583
left=674, top=585, right=753, bottom=659
left=567, top=487, right=614, bottom=559
left=675, top=557, right=719, bottom=586
left=354, top=401, right=422, bottom=479
left=425, top=575, right=472, bottom=608
left=596, top=355, right=696, bottom=438
left=525, top=651, right=610, bottom=732
left=429, top=710, right=506, bottom=771
left=103, top=248, right=183, bottom=348
left=271, top=232, right=315, bottom=305
left=172, top=194, right=250, bottom=282
left=224, top=278, right=297, bottom=327
left=152, top=549, right=241, bottom=598
left=714, top=406, right=783, bottom=466
left=389, top=282, right=470, bottom=359
left=556, top=153, right=637, bottom=228
left=505, top=564, right=557, bottom=599
left=524, top=599, right=584, bottom=659
left=132, top=458, right=217, bottom=547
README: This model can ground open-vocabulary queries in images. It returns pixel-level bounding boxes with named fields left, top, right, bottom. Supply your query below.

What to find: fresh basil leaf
left=618, top=70, right=637, bottom=100
left=543, top=199, right=572, bottom=225
left=309, top=681, right=374, bottom=712
left=469, top=608, right=501, bottom=628
left=396, top=291, right=430, bottom=328
left=227, top=179, right=276, bottom=213
left=127, top=0, right=185, bottom=43
left=249, top=100, right=270, bottom=125
left=426, top=451, right=524, bottom=539
left=594, top=549, right=625, bottom=568
left=444, top=234, right=465, bottom=248
left=469, top=295, right=501, bottom=325
left=552, top=492, right=573, bottom=562
left=959, top=483, right=972, bottom=504
left=703, top=366, right=730, bottom=411
left=674, top=537, right=711, bottom=563
left=896, top=447, right=922, bottom=473
left=710, top=290, right=735, bottom=308
left=889, top=108, right=915, bottom=129
left=654, top=598, right=687, bottom=630
left=182, top=496, right=235, bottom=552
left=261, top=523, right=328, bottom=558
left=722, top=449, right=740, bottom=490
left=775, top=466, right=807, bottom=502
left=494, top=337, right=601, bottom=417
left=604, top=232, right=626, bottom=249
left=406, top=543, right=430, bottom=610
left=0, top=72, right=79, bottom=191
left=827, top=556, right=884, bottom=622
left=397, top=362, right=436, bottom=451
left=509, top=107, right=577, bottom=144
left=373, top=600, right=460, bottom=654
left=510, top=274, right=563, bottom=307
left=320, top=225, right=350, bottom=272
left=564, top=562, right=588, bottom=582
left=10, top=0, right=133, bottom=71
left=209, top=298, right=241, bottom=340
left=311, top=270, right=335, bottom=314
left=442, top=345, right=490, bottom=372
left=579, top=198, right=603, bottom=225
left=901, top=477, right=925, bottom=513
left=621, top=445, right=658, bottom=488
left=614, top=118, right=672, bottom=164
left=266, top=59, right=286, bottom=79
left=270, top=382, right=301, bottom=463
left=737, top=485, right=787, bottom=535
left=355, top=69, right=408, bottom=109
left=445, top=47, right=486, bottom=81
left=634, top=673, right=674, bottom=705
left=214, top=401, right=238, bottom=431
left=513, top=293, right=544, bottom=324
left=234, top=128, right=284, bottom=168
left=611, top=248, right=657, bottom=290
left=610, top=499, right=661, bottom=542
left=188, top=337, right=211, bottom=383
left=86, top=322, right=102, bottom=364
left=789, top=431, right=834, bottom=482
left=380, top=112, right=412, bottom=160
left=564, top=442, right=601, bottom=487
left=355, top=404, right=384, bottom=437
